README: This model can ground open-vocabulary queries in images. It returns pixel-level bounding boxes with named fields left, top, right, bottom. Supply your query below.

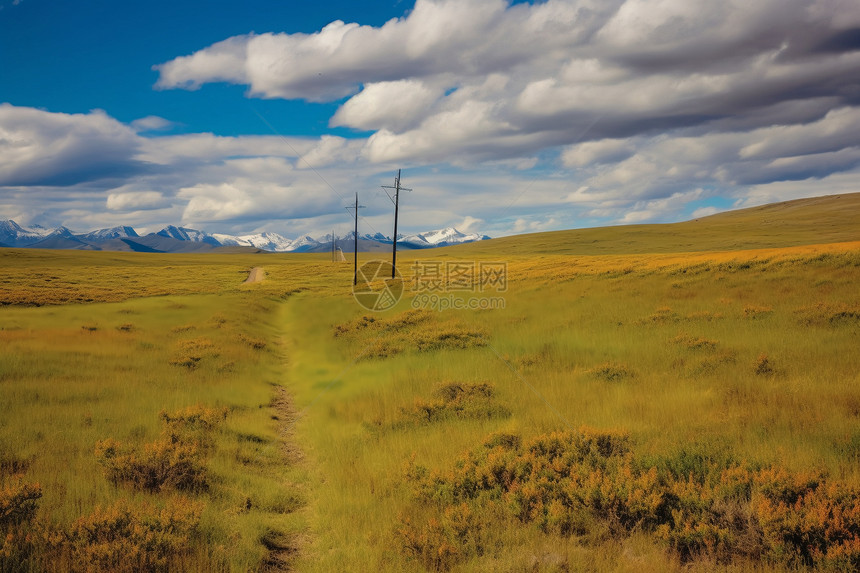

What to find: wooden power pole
left=382, top=170, right=412, bottom=279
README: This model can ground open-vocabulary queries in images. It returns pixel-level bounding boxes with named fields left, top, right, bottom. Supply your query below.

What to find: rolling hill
left=444, top=193, right=860, bottom=257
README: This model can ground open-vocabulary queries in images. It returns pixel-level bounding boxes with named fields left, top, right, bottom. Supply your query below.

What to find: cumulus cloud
left=154, top=0, right=860, bottom=167
left=0, top=104, right=144, bottom=186
left=5, top=0, right=860, bottom=237
left=331, top=80, right=444, bottom=132
left=178, top=179, right=337, bottom=225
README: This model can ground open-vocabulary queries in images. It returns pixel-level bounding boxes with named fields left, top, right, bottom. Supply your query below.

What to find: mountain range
left=0, top=220, right=490, bottom=253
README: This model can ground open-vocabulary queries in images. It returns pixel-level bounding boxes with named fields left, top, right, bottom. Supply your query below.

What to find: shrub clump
left=169, top=337, right=217, bottom=369
left=334, top=310, right=486, bottom=359
left=588, top=362, right=635, bottom=382
left=796, top=302, right=860, bottom=327
left=0, top=480, right=42, bottom=570
left=95, top=405, right=226, bottom=493
left=672, top=333, right=718, bottom=350
left=0, top=481, right=41, bottom=527
left=400, top=429, right=860, bottom=570
left=398, top=383, right=510, bottom=426
left=159, top=404, right=227, bottom=437
left=64, top=497, right=202, bottom=573
left=95, top=438, right=207, bottom=493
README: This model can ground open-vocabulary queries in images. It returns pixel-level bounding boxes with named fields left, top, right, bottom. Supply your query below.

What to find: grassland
left=1, top=194, right=859, bottom=572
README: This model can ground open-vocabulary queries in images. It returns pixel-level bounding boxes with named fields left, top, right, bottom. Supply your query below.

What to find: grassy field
left=1, top=194, right=859, bottom=572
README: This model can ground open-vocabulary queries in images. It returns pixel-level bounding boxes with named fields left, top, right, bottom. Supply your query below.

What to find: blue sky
left=1, top=0, right=395, bottom=135
left=2, top=0, right=859, bottom=239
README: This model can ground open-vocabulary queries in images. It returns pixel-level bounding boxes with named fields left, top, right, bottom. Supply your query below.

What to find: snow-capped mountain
left=0, top=220, right=52, bottom=246
left=79, top=226, right=139, bottom=241
left=157, top=225, right=221, bottom=246
left=341, top=231, right=393, bottom=243
left=215, top=232, right=302, bottom=252
left=0, top=220, right=490, bottom=253
left=47, top=226, right=77, bottom=239
left=400, top=227, right=491, bottom=247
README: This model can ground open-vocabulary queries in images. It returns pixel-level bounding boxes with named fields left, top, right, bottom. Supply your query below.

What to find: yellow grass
left=1, top=194, right=859, bottom=571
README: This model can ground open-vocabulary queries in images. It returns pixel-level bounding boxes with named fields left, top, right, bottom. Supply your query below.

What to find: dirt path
left=259, top=386, right=303, bottom=572
left=244, top=267, right=265, bottom=284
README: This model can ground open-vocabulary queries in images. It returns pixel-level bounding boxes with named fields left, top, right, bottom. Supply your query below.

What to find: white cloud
left=297, top=135, right=363, bottom=169
left=106, top=190, right=165, bottom=211
left=153, top=0, right=860, bottom=168
left=5, top=0, right=860, bottom=239
left=732, top=169, right=860, bottom=209
left=153, top=35, right=249, bottom=91
left=619, top=189, right=704, bottom=224
left=0, top=104, right=142, bottom=186
left=331, top=80, right=443, bottom=132
left=561, top=138, right=637, bottom=167
left=130, top=116, right=173, bottom=133
left=457, top=215, right=485, bottom=233
left=691, top=206, right=721, bottom=218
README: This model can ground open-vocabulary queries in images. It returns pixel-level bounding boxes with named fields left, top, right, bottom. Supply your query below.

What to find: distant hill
left=449, top=193, right=860, bottom=257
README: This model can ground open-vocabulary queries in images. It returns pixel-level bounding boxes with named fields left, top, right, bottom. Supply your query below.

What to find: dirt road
left=244, top=267, right=265, bottom=284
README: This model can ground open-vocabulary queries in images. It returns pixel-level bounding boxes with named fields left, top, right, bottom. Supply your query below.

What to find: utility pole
left=382, top=169, right=412, bottom=279
left=346, top=193, right=365, bottom=285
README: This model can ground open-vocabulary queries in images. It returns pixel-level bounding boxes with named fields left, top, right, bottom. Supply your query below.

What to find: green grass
left=0, top=290, right=306, bottom=571
left=1, top=194, right=859, bottom=571
left=280, top=241, right=860, bottom=572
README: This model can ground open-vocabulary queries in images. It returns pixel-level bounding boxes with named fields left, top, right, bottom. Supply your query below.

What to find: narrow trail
left=244, top=267, right=265, bottom=284
left=243, top=266, right=304, bottom=571
left=260, top=388, right=302, bottom=572
left=260, top=311, right=304, bottom=572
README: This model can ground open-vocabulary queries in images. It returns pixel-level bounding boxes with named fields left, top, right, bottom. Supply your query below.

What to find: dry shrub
left=0, top=481, right=42, bottom=526
left=178, top=337, right=215, bottom=353
left=639, top=306, right=679, bottom=325
left=95, top=438, right=208, bottom=493
left=65, top=497, right=202, bottom=573
left=743, top=306, right=773, bottom=319
left=796, top=302, right=860, bottom=327
left=238, top=332, right=267, bottom=350
left=96, top=405, right=226, bottom=492
left=588, top=362, right=634, bottom=382
left=672, top=333, right=718, bottom=350
left=0, top=481, right=42, bottom=570
left=684, top=311, right=724, bottom=322
left=754, top=354, right=774, bottom=376
left=168, top=355, right=201, bottom=369
left=398, top=383, right=510, bottom=426
left=159, top=404, right=227, bottom=437
left=398, top=503, right=487, bottom=572
left=402, top=430, right=860, bottom=570
left=169, top=337, right=218, bottom=369
left=335, top=310, right=485, bottom=359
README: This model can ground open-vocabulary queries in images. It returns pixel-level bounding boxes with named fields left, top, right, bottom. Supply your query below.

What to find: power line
left=345, top=193, right=365, bottom=285
left=381, top=169, right=412, bottom=279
